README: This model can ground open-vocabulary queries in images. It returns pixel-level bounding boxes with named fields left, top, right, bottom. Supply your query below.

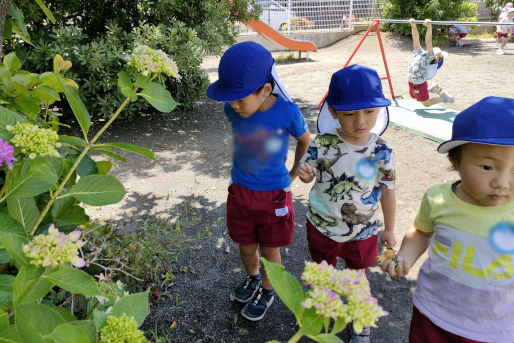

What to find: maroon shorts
left=409, top=306, right=485, bottom=343
left=458, top=32, right=467, bottom=38
left=306, top=219, right=378, bottom=269
left=408, top=81, right=429, bottom=102
left=226, top=184, right=294, bottom=247
left=498, top=32, right=509, bottom=38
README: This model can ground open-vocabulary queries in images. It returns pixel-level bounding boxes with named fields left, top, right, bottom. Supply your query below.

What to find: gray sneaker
left=428, top=83, right=442, bottom=95
left=230, top=274, right=261, bottom=303
left=441, top=91, right=455, bottom=104
left=350, top=323, right=371, bottom=343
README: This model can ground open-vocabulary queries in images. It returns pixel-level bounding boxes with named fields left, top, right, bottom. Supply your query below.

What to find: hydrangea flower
left=127, top=45, right=179, bottom=78
left=22, top=224, right=86, bottom=269
left=301, top=261, right=387, bottom=332
left=99, top=314, right=149, bottom=343
left=7, top=123, right=60, bottom=158
left=0, top=138, right=17, bottom=169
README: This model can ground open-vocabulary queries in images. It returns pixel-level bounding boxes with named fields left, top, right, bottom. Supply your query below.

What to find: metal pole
left=348, top=0, right=354, bottom=30
left=352, top=19, right=514, bottom=26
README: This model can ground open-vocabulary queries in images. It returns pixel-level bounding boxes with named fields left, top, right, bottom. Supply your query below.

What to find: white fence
left=238, top=0, right=494, bottom=34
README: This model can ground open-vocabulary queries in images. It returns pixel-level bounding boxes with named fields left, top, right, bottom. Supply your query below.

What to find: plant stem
left=29, top=97, right=131, bottom=235
left=287, top=332, right=304, bottom=343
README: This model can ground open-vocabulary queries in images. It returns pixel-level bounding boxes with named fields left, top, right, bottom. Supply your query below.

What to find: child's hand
left=423, top=19, right=432, bottom=27
left=381, top=254, right=411, bottom=277
left=409, top=18, right=416, bottom=25
left=296, top=162, right=316, bottom=180
left=380, top=230, right=397, bottom=248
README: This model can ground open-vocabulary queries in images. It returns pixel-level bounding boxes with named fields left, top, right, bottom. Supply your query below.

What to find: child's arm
left=423, top=19, right=433, bottom=54
left=381, top=226, right=431, bottom=277
left=289, top=131, right=311, bottom=181
left=410, top=18, right=421, bottom=50
left=379, top=187, right=396, bottom=248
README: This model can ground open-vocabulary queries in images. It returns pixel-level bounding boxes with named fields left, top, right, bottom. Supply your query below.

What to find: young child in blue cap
left=206, top=41, right=311, bottom=321
left=408, top=19, right=454, bottom=107
left=296, top=64, right=397, bottom=342
left=381, top=96, right=514, bottom=342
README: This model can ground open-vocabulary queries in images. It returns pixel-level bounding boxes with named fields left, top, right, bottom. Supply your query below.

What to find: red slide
left=247, top=18, right=317, bottom=52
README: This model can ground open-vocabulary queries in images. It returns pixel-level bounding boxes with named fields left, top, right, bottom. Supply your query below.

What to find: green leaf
left=331, top=317, right=347, bottom=335
left=69, top=321, right=96, bottom=343
left=110, top=290, right=149, bottom=327
left=297, top=308, right=323, bottom=336
left=0, top=325, right=22, bottom=342
left=8, top=4, right=28, bottom=37
left=6, top=158, right=58, bottom=198
left=0, top=249, right=10, bottom=264
left=139, top=82, right=178, bottom=113
left=63, top=174, right=126, bottom=206
left=117, top=72, right=137, bottom=101
left=7, top=197, right=40, bottom=231
left=47, top=323, right=89, bottom=343
left=31, top=84, right=60, bottom=105
left=0, top=106, right=25, bottom=140
left=0, top=309, right=8, bottom=332
left=0, top=216, right=28, bottom=267
left=12, top=266, right=53, bottom=304
left=3, top=18, right=12, bottom=40
left=0, top=213, right=25, bottom=235
left=40, top=72, right=63, bottom=92
left=0, top=275, right=14, bottom=306
left=51, top=197, right=76, bottom=219
left=91, top=148, right=127, bottom=162
left=92, top=310, right=107, bottom=331
left=58, top=135, right=88, bottom=148
left=314, top=334, right=345, bottom=343
left=15, top=303, right=64, bottom=341
left=2, top=53, right=21, bottom=74
left=74, top=154, right=98, bottom=177
left=133, top=75, right=151, bottom=89
left=261, top=258, right=305, bottom=316
left=14, top=95, right=40, bottom=119
left=53, top=307, right=76, bottom=322
left=43, top=264, right=99, bottom=296
left=59, top=78, right=90, bottom=140
left=96, top=161, right=114, bottom=175
left=33, top=0, right=56, bottom=23
left=95, top=142, right=155, bottom=160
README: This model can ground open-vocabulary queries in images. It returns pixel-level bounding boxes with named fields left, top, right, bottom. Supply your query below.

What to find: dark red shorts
left=306, top=219, right=378, bottom=269
left=498, top=32, right=509, bottom=38
left=458, top=32, right=467, bottom=38
left=409, top=306, right=484, bottom=343
left=226, top=184, right=294, bottom=247
left=408, top=81, right=429, bottom=102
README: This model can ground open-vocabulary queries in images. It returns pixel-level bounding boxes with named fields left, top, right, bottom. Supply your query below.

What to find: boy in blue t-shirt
left=206, top=41, right=311, bottom=321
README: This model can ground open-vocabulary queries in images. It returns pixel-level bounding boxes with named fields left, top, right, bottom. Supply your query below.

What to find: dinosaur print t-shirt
left=301, top=130, right=395, bottom=242
left=413, top=182, right=514, bottom=342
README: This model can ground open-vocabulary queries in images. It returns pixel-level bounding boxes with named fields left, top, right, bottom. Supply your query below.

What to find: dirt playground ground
left=88, top=31, right=514, bottom=342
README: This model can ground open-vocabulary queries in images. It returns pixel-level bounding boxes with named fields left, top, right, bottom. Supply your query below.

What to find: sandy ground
left=88, top=31, right=513, bottom=342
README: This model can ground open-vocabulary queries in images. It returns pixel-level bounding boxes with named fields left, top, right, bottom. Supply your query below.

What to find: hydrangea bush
left=0, top=45, right=178, bottom=341
left=262, top=259, right=387, bottom=343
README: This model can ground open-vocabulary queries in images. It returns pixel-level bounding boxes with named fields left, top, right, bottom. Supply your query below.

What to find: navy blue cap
left=437, top=58, right=444, bottom=69
left=206, top=42, right=274, bottom=101
left=326, top=65, right=391, bottom=111
left=438, top=96, right=514, bottom=153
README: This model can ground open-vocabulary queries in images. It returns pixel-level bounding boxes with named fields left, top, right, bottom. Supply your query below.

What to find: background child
left=381, top=96, right=514, bottom=342
left=206, top=41, right=311, bottom=321
left=296, top=65, right=397, bottom=343
left=496, top=7, right=514, bottom=55
left=447, top=24, right=467, bottom=47
left=408, top=19, right=454, bottom=106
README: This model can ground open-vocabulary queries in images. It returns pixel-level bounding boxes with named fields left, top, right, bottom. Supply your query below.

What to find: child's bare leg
left=259, top=246, right=281, bottom=290
left=239, top=243, right=260, bottom=276
left=500, top=36, right=508, bottom=49
left=421, top=96, right=443, bottom=107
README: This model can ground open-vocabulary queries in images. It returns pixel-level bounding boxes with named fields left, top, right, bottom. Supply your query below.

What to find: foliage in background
left=0, top=42, right=177, bottom=341
left=381, top=0, right=477, bottom=35
left=5, top=0, right=260, bottom=119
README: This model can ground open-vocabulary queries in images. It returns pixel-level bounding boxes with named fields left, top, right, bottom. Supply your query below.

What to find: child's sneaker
left=428, top=83, right=442, bottom=95
left=350, top=323, right=371, bottom=343
left=441, top=91, right=455, bottom=104
left=230, top=274, right=261, bottom=303
left=496, top=48, right=505, bottom=55
left=240, top=286, right=274, bottom=321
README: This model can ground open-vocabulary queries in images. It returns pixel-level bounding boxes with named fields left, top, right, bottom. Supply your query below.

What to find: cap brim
left=426, top=63, right=438, bottom=80
left=437, top=138, right=514, bottom=153
left=317, top=99, right=390, bottom=135
left=206, top=80, right=257, bottom=101
left=329, top=98, right=391, bottom=112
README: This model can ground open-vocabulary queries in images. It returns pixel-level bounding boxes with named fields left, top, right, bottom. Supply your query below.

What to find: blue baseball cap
left=207, top=42, right=274, bottom=102
left=437, top=96, right=514, bottom=153
left=317, top=65, right=391, bottom=135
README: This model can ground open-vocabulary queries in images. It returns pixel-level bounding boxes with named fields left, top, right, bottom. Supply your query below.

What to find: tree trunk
left=0, top=0, right=12, bottom=58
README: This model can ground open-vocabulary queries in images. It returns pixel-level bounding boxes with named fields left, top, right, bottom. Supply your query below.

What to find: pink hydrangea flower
left=0, top=138, right=17, bottom=169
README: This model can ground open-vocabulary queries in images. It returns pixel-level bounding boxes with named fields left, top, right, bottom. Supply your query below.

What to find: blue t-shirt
left=224, top=95, right=307, bottom=191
